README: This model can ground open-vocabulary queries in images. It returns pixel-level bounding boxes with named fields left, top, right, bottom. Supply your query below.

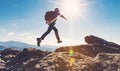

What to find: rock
left=0, top=48, right=20, bottom=62
left=6, top=48, right=50, bottom=71
left=90, top=53, right=120, bottom=71
left=55, top=44, right=105, bottom=57
left=85, top=35, right=120, bottom=53
left=55, top=35, right=120, bottom=57
left=85, top=35, right=108, bottom=45
left=33, top=52, right=93, bottom=71
left=85, top=35, right=120, bottom=48
left=0, top=58, right=5, bottom=70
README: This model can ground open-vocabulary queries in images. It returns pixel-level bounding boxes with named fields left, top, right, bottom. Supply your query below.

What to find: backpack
left=45, top=11, right=54, bottom=21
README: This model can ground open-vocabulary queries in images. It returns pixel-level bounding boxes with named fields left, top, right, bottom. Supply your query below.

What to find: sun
left=51, top=0, right=94, bottom=19
left=60, top=0, right=81, bottom=17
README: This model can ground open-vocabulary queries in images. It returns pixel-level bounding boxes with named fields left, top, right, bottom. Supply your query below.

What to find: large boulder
left=85, top=35, right=120, bottom=53
left=85, top=35, right=120, bottom=48
left=85, top=35, right=108, bottom=45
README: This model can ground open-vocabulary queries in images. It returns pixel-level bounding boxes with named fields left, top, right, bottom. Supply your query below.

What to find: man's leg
left=37, top=23, right=54, bottom=46
left=41, top=26, right=53, bottom=40
left=53, top=26, right=62, bottom=43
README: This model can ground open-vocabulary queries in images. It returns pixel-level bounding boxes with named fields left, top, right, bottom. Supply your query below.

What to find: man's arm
left=60, top=15, right=67, bottom=20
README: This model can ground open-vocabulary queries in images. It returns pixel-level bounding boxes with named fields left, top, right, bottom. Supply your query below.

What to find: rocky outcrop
left=85, top=35, right=120, bottom=53
left=33, top=52, right=93, bottom=71
left=85, top=35, right=108, bottom=45
left=4, top=52, right=120, bottom=71
left=6, top=48, right=50, bottom=71
left=87, top=53, right=120, bottom=71
left=5, top=52, right=93, bottom=71
left=0, top=35, right=120, bottom=71
left=0, top=48, right=20, bottom=62
left=55, top=44, right=105, bottom=57
left=55, top=35, right=120, bottom=57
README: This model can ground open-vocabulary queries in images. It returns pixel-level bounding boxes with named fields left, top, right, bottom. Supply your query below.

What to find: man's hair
left=54, top=8, right=59, bottom=12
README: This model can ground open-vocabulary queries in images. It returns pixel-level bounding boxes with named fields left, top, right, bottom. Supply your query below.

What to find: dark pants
left=41, top=23, right=60, bottom=41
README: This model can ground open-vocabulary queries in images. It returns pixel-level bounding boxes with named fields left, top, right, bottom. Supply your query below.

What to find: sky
left=0, top=0, right=120, bottom=46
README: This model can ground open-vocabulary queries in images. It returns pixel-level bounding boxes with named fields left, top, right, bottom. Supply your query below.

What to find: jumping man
left=37, top=8, right=67, bottom=46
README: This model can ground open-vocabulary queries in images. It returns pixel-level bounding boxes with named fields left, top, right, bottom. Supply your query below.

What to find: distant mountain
left=0, top=41, right=35, bottom=50
left=0, top=45, right=7, bottom=50
left=0, top=41, right=57, bottom=51
left=41, top=45, right=58, bottom=51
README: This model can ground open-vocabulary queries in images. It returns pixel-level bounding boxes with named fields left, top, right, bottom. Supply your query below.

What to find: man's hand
left=60, top=15, right=67, bottom=21
left=64, top=17, right=67, bottom=20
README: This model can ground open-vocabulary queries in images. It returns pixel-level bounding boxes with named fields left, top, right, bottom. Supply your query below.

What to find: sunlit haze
left=60, top=0, right=81, bottom=17
left=0, top=0, right=120, bottom=46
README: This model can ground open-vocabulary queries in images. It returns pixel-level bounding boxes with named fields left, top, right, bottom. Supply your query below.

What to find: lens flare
left=69, top=48, right=74, bottom=56
left=69, top=48, right=75, bottom=67
left=69, top=57, right=75, bottom=67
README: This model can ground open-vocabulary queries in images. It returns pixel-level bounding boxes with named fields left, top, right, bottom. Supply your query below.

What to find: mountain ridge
left=0, top=41, right=57, bottom=51
left=0, top=35, right=120, bottom=71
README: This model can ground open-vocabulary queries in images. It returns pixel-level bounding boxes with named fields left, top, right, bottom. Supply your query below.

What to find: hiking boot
left=37, top=38, right=41, bottom=46
left=58, top=40, right=62, bottom=43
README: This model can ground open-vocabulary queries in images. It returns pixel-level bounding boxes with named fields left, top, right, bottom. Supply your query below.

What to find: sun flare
left=61, top=0, right=80, bottom=16
left=51, top=0, right=94, bottom=19
left=60, top=0, right=81, bottom=17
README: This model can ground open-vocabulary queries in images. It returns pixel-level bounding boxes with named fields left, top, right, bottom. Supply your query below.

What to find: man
left=37, top=8, right=67, bottom=46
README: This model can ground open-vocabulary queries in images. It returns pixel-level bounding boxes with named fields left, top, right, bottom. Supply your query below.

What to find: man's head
left=54, top=8, right=60, bottom=12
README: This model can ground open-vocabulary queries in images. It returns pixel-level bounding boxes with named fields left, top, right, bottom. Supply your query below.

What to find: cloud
left=19, top=32, right=32, bottom=37
left=0, top=29, right=5, bottom=33
left=8, top=32, right=15, bottom=36
left=12, top=23, right=17, bottom=27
